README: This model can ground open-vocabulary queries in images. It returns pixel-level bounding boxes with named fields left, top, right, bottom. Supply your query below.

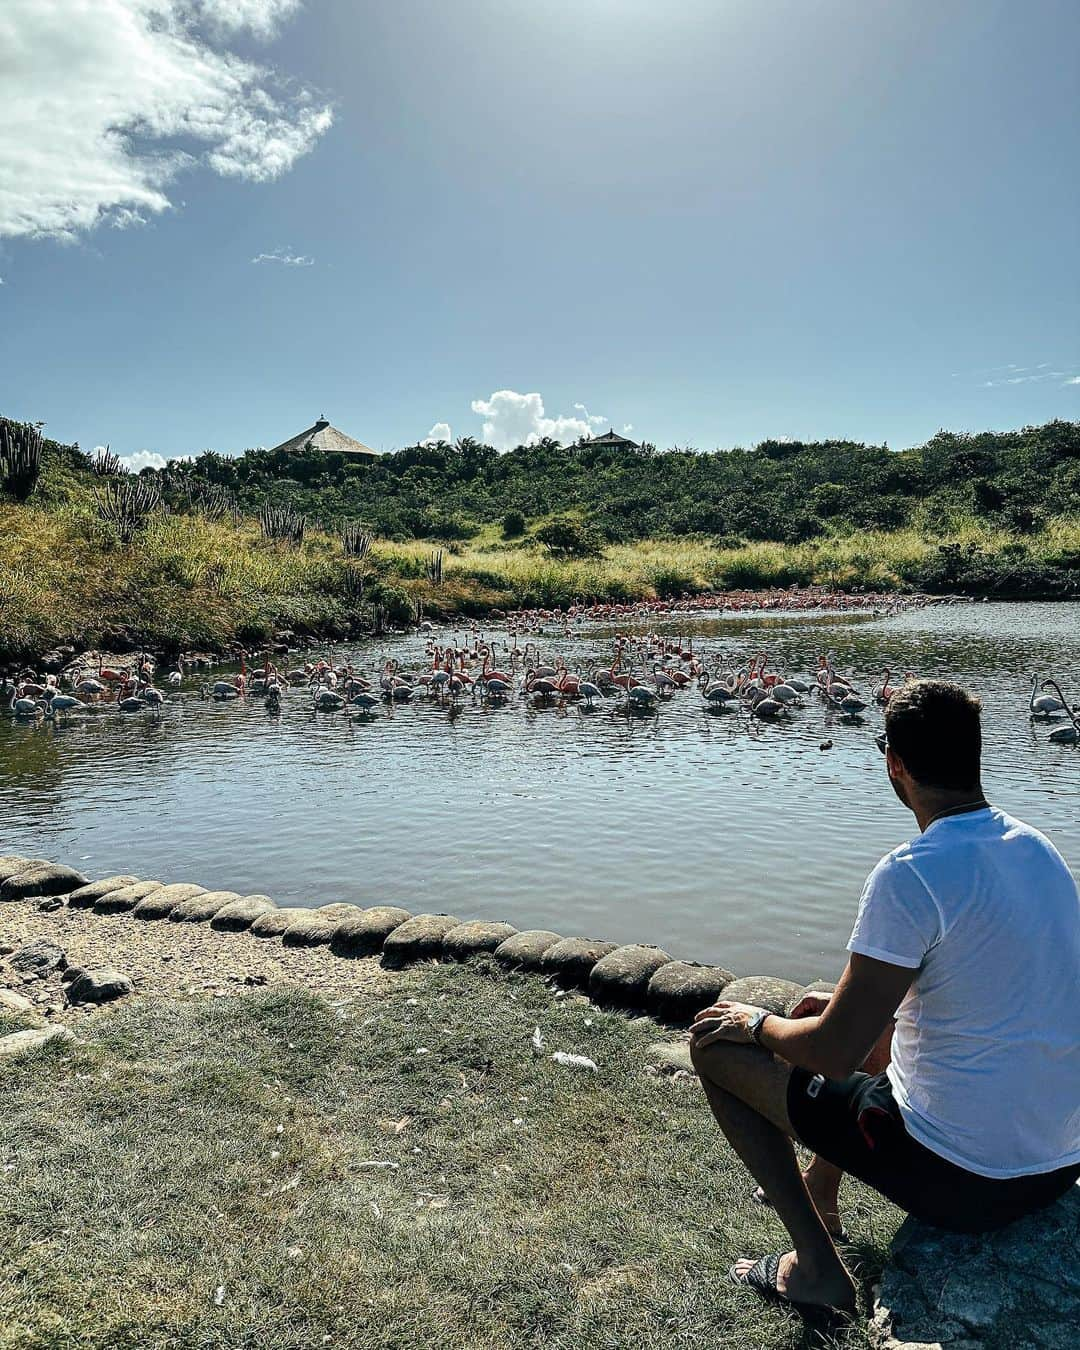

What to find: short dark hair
left=884, top=679, right=982, bottom=791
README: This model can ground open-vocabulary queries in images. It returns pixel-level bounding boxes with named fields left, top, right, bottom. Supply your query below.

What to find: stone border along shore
left=0, top=856, right=832, bottom=1022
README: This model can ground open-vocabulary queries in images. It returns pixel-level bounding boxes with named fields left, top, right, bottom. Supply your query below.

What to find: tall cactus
left=0, top=418, right=44, bottom=500
left=95, top=478, right=163, bottom=544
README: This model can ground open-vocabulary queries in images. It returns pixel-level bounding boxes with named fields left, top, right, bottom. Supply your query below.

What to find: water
left=2, top=602, right=1078, bottom=981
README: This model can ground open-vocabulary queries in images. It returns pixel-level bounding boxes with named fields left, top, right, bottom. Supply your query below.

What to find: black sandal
left=750, top=1186, right=849, bottom=1244
left=729, top=1252, right=855, bottom=1323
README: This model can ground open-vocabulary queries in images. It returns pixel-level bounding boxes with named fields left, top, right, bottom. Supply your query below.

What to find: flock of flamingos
left=4, top=629, right=1079, bottom=746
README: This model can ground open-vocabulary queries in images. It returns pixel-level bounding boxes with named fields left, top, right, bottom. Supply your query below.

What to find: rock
left=540, top=937, right=619, bottom=990
left=872, top=1188, right=1080, bottom=1350
left=0, top=1025, right=76, bottom=1058
left=169, top=890, right=242, bottom=923
left=0, top=862, right=88, bottom=902
left=787, top=979, right=837, bottom=1015
left=442, top=921, right=519, bottom=961
left=0, top=988, right=35, bottom=1014
left=646, top=961, right=735, bottom=1025
left=589, top=944, right=673, bottom=1008
left=8, top=939, right=67, bottom=977
left=381, top=914, right=460, bottom=966
left=65, top=968, right=134, bottom=1005
left=250, top=907, right=310, bottom=939
left=493, top=930, right=563, bottom=970
left=330, top=906, right=412, bottom=957
left=281, top=909, right=348, bottom=947
left=132, top=883, right=206, bottom=921
left=648, top=1041, right=694, bottom=1073
left=720, top=975, right=805, bottom=1016
left=210, top=896, right=277, bottom=932
left=0, top=857, right=45, bottom=884
left=67, top=875, right=140, bottom=909
left=94, top=881, right=163, bottom=915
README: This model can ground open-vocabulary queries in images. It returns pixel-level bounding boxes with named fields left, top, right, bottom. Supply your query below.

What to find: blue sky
left=1, top=0, right=1078, bottom=466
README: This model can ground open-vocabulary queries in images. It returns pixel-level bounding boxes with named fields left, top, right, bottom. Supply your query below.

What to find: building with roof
left=579, top=427, right=640, bottom=450
left=266, top=415, right=379, bottom=458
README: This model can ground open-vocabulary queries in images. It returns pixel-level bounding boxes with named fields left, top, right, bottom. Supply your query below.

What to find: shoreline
left=0, top=584, right=961, bottom=679
left=0, top=858, right=825, bottom=1028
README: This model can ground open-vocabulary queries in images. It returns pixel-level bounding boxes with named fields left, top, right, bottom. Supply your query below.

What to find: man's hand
left=788, top=991, right=831, bottom=1020
left=689, top=1000, right=766, bottom=1051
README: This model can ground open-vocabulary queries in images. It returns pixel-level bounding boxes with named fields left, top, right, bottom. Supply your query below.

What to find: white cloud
left=0, top=1, right=332, bottom=241
left=195, top=0, right=301, bottom=38
left=113, top=449, right=194, bottom=472
left=119, top=450, right=169, bottom=473
left=573, top=403, right=607, bottom=430
left=470, top=390, right=607, bottom=451
left=252, top=247, right=314, bottom=266
left=978, top=363, right=1077, bottom=388
left=421, top=422, right=453, bottom=445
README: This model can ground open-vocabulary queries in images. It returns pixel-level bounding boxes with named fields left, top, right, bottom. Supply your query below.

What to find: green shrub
left=534, top=517, right=604, bottom=558
left=501, top=509, right=526, bottom=539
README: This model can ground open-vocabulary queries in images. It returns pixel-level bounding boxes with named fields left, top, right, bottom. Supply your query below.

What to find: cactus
left=425, top=549, right=445, bottom=586
left=0, top=418, right=44, bottom=500
left=342, top=564, right=367, bottom=601
left=341, top=520, right=372, bottom=559
left=259, top=504, right=306, bottom=544
left=91, top=445, right=123, bottom=477
left=95, top=478, right=163, bottom=544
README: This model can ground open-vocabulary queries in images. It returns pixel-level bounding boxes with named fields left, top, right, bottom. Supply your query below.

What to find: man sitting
left=690, top=679, right=1080, bottom=1317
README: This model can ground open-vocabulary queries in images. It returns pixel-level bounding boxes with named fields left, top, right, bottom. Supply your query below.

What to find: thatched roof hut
left=581, top=428, right=640, bottom=450
left=267, top=416, right=379, bottom=458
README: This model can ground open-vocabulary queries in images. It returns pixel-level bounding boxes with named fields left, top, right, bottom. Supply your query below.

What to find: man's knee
left=690, top=1036, right=753, bottom=1088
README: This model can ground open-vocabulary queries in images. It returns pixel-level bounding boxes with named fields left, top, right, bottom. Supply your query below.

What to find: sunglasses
left=875, top=733, right=888, bottom=755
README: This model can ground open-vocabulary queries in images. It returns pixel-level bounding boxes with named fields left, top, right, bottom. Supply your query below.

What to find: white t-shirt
left=847, top=806, right=1080, bottom=1179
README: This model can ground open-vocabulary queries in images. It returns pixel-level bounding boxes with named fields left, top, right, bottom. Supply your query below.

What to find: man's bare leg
left=690, top=1039, right=856, bottom=1311
left=754, top=1020, right=895, bottom=1233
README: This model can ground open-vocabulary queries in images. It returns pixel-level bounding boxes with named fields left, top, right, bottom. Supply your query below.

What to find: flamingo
left=46, top=692, right=83, bottom=715
left=8, top=689, right=45, bottom=718
left=1041, top=682, right=1078, bottom=743
left=703, top=682, right=738, bottom=709
left=626, top=684, right=658, bottom=711
left=313, top=688, right=346, bottom=711
left=349, top=691, right=380, bottom=713
left=745, top=686, right=786, bottom=719
left=873, top=669, right=894, bottom=704
left=1030, top=675, right=1065, bottom=719
left=577, top=680, right=604, bottom=707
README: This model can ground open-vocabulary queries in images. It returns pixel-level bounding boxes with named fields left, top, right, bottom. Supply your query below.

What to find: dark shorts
left=787, top=1067, right=1080, bottom=1233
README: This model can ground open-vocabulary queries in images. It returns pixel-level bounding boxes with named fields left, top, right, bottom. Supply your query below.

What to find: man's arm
left=691, top=953, right=915, bottom=1078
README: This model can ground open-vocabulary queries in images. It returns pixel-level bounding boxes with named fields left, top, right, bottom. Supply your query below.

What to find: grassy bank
left=4, top=491, right=1080, bottom=663
left=0, top=962, right=901, bottom=1349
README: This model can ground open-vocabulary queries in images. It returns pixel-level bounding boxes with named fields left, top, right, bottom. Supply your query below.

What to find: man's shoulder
left=863, top=842, right=922, bottom=897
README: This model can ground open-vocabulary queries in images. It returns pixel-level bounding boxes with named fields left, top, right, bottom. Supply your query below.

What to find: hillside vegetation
left=1, top=417, right=1079, bottom=661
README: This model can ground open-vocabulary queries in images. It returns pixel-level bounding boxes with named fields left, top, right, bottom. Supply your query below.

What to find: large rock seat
left=871, top=1186, right=1080, bottom=1349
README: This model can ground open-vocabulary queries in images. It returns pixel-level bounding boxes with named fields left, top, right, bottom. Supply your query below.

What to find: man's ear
left=885, top=746, right=902, bottom=779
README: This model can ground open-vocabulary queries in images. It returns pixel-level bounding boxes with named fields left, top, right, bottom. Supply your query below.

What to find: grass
left=0, top=965, right=902, bottom=1349
left=4, top=479, right=1079, bottom=661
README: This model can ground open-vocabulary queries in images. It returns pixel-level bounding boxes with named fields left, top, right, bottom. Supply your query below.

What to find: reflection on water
left=2, top=603, right=1078, bottom=980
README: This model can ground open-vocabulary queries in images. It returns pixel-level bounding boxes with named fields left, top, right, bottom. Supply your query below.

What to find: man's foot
left=730, top=1249, right=857, bottom=1315
left=752, top=1174, right=845, bottom=1240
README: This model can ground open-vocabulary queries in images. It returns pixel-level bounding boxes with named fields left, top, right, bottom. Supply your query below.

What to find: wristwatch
left=748, top=1010, right=772, bottom=1046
